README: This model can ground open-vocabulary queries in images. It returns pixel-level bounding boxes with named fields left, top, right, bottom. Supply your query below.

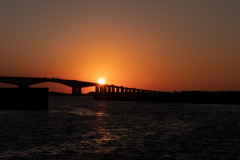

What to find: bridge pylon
left=72, top=87, right=82, bottom=95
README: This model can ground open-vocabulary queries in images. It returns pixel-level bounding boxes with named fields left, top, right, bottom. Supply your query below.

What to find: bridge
left=0, top=77, right=160, bottom=98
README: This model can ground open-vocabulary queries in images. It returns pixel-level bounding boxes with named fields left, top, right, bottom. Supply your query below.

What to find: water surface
left=0, top=96, right=239, bottom=159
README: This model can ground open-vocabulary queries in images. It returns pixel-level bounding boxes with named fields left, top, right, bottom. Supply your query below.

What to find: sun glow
left=98, top=78, right=105, bottom=84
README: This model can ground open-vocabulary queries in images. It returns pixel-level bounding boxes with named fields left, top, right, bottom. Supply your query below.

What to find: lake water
left=0, top=96, right=240, bottom=159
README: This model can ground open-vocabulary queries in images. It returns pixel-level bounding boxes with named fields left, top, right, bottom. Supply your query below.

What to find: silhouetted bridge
left=0, top=77, right=160, bottom=98
left=1, top=77, right=238, bottom=104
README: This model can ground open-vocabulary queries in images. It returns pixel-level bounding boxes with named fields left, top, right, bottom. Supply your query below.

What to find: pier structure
left=94, top=84, right=159, bottom=98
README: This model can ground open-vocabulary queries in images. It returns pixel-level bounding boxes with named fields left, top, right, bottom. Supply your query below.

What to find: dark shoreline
left=1, top=89, right=239, bottom=110
left=91, top=91, right=240, bottom=105
left=49, top=91, right=240, bottom=105
left=48, top=91, right=89, bottom=96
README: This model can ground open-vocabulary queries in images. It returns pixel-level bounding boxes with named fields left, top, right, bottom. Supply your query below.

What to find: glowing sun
left=98, top=78, right=105, bottom=84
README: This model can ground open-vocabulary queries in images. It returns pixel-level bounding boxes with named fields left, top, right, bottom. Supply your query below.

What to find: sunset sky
left=1, top=0, right=240, bottom=93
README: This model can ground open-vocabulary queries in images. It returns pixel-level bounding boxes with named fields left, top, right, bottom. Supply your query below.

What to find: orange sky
left=0, top=0, right=240, bottom=93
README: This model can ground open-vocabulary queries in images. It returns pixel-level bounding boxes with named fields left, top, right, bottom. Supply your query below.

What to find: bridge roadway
left=0, top=76, right=160, bottom=96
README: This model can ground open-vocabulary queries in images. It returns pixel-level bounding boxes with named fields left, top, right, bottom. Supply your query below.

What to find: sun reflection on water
left=92, top=102, right=116, bottom=154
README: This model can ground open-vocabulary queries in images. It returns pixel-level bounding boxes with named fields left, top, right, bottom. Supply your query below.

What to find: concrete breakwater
left=0, top=88, right=48, bottom=110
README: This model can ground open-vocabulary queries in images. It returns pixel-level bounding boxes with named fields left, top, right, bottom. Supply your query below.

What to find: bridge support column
left=107, top=86, right=111, bottom=92
left=100, top=85, right=106, bottom=93
left=111, top=85, right=115, bottom=93
left=133, top=88, right=136, bottom=93
left=72, top=87, right=82, bottom=95
left=18, top=85, right=29, bottom=88
left=121, top=86, right=124, bottom=93
left=95, top=85, right=100, bottom=92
